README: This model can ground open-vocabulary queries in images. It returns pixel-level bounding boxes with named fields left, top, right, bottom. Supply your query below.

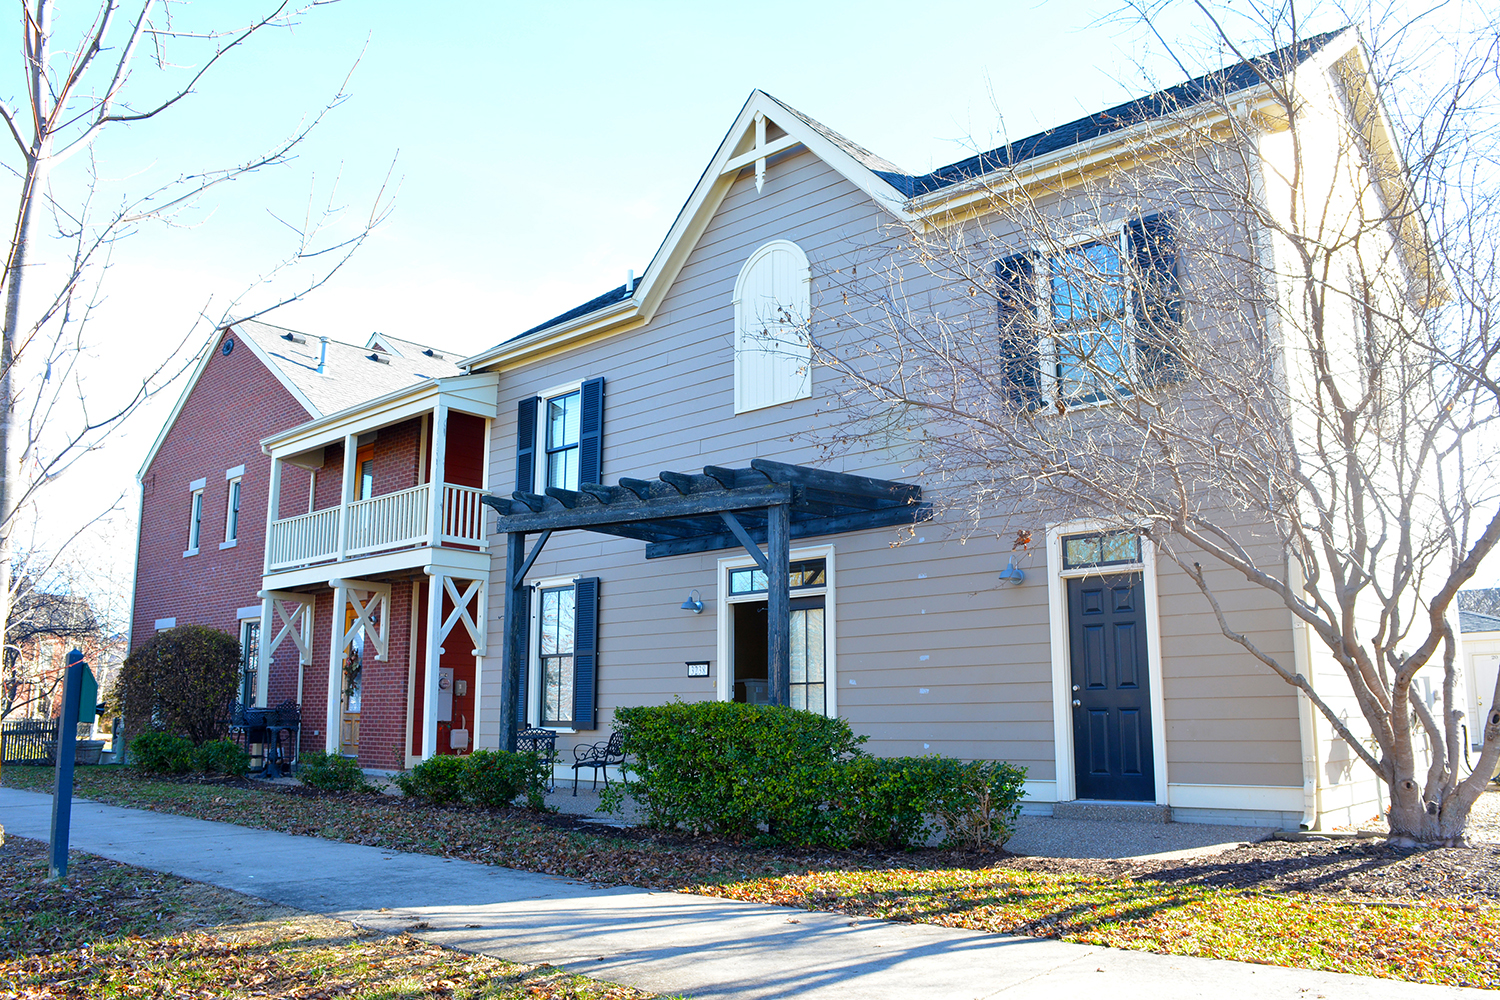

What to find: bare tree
left=0, top=1, right=394, bottom=695
left=812, top=4, right=1500, bottom=843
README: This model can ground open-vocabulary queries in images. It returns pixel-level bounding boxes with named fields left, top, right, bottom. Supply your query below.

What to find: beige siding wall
left=478, top=148, right=1304, bottom=804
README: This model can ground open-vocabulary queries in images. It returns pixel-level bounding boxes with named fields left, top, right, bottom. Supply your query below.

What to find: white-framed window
left=733, top=239, right=812, bottom=413
left=716, top=544, right=837, bottom=716
left=526, top=574, right=600, bottom=731
left=239, top=617, right=261, bottom=706
left=998, top=213, right=1181, bottom=410
left=222, top=471, right=243, bottom=547
left=1058, top=528, right=1144, bottom=577
left=183, top=477, right=206, bottom=557
left=544, top=388, right=582, bottom=491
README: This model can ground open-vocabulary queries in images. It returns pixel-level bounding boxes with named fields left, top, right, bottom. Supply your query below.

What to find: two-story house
left=131, top=320, right=461, bottom=767
left=446, top=28, right=1435, bottom=831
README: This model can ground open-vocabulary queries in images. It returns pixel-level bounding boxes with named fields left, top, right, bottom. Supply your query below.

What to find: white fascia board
left=261, top=372, right=500, bottom=458
left=228, top=321, right=324, bottom=419
left=461, top=89, right=914, bottom=371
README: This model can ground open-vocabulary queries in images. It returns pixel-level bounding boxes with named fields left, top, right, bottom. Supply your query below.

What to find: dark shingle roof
left=509, top=30, right=1348, bottom=341
left=1460, top=609, right=1500, bottom=635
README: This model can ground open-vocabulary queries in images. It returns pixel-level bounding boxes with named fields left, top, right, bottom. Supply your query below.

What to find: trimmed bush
left=113, top=625, right=241, bottom=746
left=602, top=701, right=1027, bottom=850
left=297, top=751, right=367, bottom=792
left=460, top=749, right=553, bottom=810
left=393, top=754, right=466, bottom=805
left=194, top=739, right=249, bottom=777
left=130, top=731, right=195, bottom=775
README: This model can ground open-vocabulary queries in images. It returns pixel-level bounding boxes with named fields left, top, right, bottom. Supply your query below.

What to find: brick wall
left=132, top=328, right=312, bottom=687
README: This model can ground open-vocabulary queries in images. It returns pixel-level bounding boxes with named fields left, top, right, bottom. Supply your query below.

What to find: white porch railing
left=346, top=483, right=431, bottom=557
left=441, top=484, right=487, bottom=546
left=266, top=482, right=488, bottom=572
left=266, top=506, right=340, bottom=570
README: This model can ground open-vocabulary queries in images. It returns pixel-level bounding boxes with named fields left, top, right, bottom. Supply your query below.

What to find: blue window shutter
left=514, top=585, right=532, bottom=731
left=572, top=576, right=600, bottom=730
left=1126, top=213, right=1184, bottom=381
left=579, top=378, right=604, bottom=487
left=515, top=396, right=538, bottom=493
left=995, top=252, right=1040, bottom=408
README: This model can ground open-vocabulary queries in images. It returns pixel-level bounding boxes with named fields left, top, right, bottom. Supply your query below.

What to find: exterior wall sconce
left=998, top=557, right=1026, bottom=586
left=680, top=589, right=704, bottom=613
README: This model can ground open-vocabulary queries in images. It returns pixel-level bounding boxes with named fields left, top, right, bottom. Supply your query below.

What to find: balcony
left=267, top=483, right=488, bottom=572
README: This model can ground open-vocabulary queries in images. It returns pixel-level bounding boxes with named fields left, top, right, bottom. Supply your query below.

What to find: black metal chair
left=516, top=727, right=558, bottom=791
left=262, top=700, right=300, bottom=778
left=571, top=730, right=625, bottom=795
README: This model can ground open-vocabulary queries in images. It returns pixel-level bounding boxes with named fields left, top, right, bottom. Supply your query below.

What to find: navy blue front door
left=1068, top=573, right=1155, bottom=801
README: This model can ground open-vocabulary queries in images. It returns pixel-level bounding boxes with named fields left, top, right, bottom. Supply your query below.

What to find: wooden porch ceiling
left=479, top=459, right=930, bottom=558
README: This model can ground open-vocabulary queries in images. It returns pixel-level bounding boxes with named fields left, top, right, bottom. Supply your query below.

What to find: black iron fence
left=1, top=718, right=59, bottom=765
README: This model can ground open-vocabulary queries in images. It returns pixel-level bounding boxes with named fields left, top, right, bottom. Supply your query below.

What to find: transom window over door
left=734, top=239, right=811, bottom=413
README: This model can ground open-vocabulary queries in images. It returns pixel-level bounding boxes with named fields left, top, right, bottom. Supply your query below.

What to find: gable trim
left=135, top=326, right=321, bottom=482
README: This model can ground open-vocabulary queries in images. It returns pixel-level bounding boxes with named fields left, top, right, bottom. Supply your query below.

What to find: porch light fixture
left=680, top=589, right=704, bottom=613
left=998, top=557, right=1025, bottom=586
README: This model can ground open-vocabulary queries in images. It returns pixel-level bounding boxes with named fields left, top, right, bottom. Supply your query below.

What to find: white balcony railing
left=266, top=482, right=488, bottom=572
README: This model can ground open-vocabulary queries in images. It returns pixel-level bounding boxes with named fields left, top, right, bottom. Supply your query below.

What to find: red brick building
left=131, top=320, right=476, bottom=770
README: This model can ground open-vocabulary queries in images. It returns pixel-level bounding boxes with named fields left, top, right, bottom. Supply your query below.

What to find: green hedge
left=600, top=701, right=1026, bottom=850
left=129, top=733, right=250, bottom=778
left=297, top=751, right=368, bottom=792
left=194, top=739, right=249, bottom=777
left=394, top=749, right=553, bottom=811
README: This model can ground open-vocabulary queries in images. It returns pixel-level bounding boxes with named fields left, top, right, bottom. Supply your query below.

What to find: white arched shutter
left=734, top=240, right=811, bottom=412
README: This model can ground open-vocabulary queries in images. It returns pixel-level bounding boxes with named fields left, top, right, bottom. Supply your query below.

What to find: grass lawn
left=6, top=764, right=1499, bottom=989
left=0, top=834, right=669, bottom=1000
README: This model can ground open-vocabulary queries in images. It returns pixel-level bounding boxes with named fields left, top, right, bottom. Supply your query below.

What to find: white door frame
left=715, top=543, right=836, bottom=717
left=1046, top=520, right=1168, bottom=803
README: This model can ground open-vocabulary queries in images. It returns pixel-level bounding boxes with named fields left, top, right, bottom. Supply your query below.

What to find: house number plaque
left=686, top=661, right=710, bottom=677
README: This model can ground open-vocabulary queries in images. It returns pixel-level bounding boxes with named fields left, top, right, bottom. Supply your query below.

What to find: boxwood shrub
left=194, top=738, right=250, bottom=777
left=297, top=751, right=368, bottom=792
left=601, top=701, right=1026, bottom=850
left=393, top=753, right=466, bottom=805
left=394, top=749, right=554, bottom=810
left=129, top=731, right=196, bottom=775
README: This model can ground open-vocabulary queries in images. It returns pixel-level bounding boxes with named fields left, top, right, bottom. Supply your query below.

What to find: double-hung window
left=525, top=576, right=601, bottom=730
left=184, top=477, right=206, bottom=557
left=514, top=378, right=605, bottom=495
left=223, top=465, right=244, bottom=547
left=996, top=213, right=1182, bottom=409
left=545, top=390, right=581, bottom=491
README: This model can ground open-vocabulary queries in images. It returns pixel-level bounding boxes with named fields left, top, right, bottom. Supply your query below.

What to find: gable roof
left=468, top=30, right=1353, bottom=361
left=137, top=318, right=460, bottom=480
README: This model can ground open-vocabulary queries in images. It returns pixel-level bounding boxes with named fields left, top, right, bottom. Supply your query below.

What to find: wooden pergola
left=480, top=459, right=928, bottom=750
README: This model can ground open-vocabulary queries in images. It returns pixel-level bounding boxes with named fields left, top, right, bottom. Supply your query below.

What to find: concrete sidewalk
left=0, top=788, right=1482, bottom=999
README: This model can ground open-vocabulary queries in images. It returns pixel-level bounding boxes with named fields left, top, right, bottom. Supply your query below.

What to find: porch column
left=263, top=456, right=283, bottom=575
left=336, top=433, right=357, bottom=561
left=422, top=570, right=445, bottom=761
left=470, top=577, right=490, bottom=746
left=428, top=400, right=449, bottom=547
left=326, top=582, right=347, bottom=753
left=256, top=592, right=275, bottom=707
left=767, top=502, right=791, bottom=706
left=499, top=531, right=527, bottom=752
left=478, top=416, right=493, bottom=551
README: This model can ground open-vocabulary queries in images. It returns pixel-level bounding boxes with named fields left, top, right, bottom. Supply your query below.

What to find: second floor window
left=224, top=477, right=242, bottom=543
left=187, top=488, right=204, bottom=552
left=545, top=390, right=581, bottom=491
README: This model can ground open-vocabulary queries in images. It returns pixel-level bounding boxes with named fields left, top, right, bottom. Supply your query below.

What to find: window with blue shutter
left=996, top=252, right=1040, bottom=408
left=578, top=378, right=604, bottom=486
left=572, top=576, right=600, bottom=730
left=515, top=396, right=538, bottom=492
left=1125, top=212, right=1184, bottom=382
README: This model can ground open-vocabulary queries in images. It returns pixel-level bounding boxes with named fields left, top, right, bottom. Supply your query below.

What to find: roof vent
left=366, top=353, right=390, bottom=365
left=281, top=332, right=307, bottom=344
left=317, top=337, right=328, bottom=375
left=422, top=348, right=444, bottom=359
left=625, top=269, right=635, bottom=294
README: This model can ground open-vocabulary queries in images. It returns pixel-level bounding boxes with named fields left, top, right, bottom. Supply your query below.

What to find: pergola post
left=499, top=531, right=528, bottom=752
left=766, top=502, right=791, bottom=706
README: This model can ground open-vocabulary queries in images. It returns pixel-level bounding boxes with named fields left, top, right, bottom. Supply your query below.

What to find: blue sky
left=24, top=0, right=1481, bottom=588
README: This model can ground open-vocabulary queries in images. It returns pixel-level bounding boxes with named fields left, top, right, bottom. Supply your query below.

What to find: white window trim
left=527, top=573, right=579, bottom=733
left=154, top=617, right=177, bottom=631
left=733, top=238, right=813, bottom=414
left=184, top=482, right=205, bottom=557
left=1033, top=218, right=1138, bottom=411
left=224, top=464, right=246, bottom=480
left=531, top=379, right=585, bottom=492
left=240, top=617, right=266, bottom=707
left=714, top=543, right=836, bottom=717
left=221, top=476, right=242, bottom=548
left=1044, top=519, right=1167, bottom=804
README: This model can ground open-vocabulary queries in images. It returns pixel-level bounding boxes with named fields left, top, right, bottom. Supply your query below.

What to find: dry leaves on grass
left=0, top=837, right=666, bottom=1000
